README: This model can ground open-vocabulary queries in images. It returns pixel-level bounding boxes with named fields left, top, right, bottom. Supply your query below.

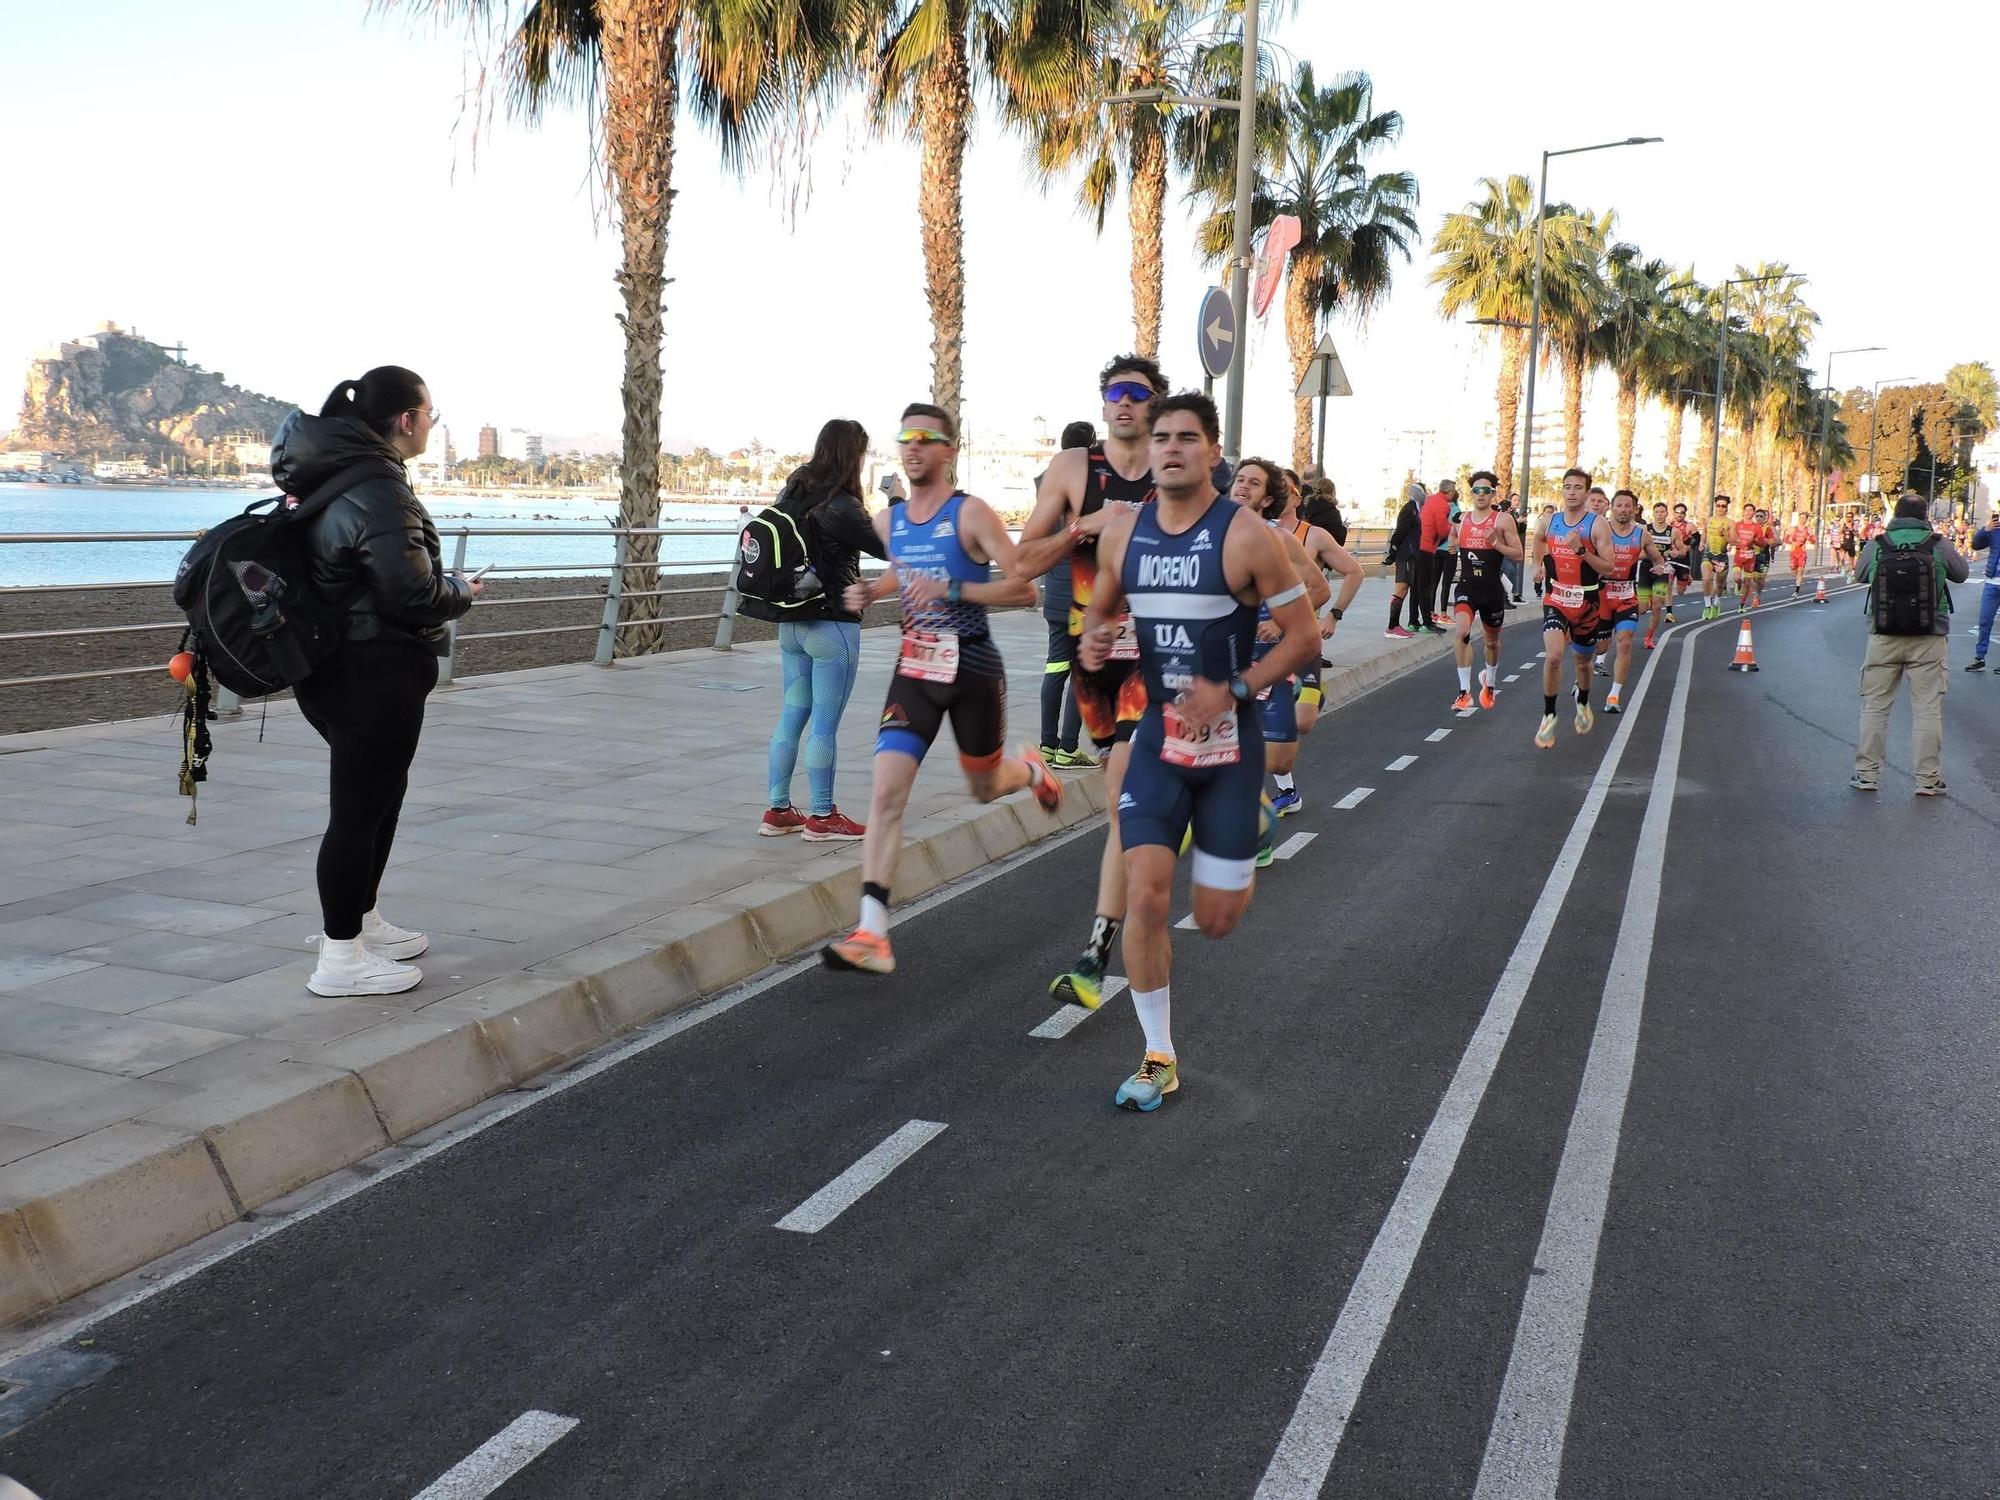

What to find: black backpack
left=172, top=460, right=392, bottom=697
left=732, top=484, right=826, bottom=623
left=1868, top=530, right=1943, bottom=636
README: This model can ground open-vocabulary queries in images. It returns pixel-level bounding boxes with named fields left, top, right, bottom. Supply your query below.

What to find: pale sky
left=4, top=0, right=1994, bottom=508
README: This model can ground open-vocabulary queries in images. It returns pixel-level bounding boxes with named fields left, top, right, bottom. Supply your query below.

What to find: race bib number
left=1603, top=579, right=1636, bottom=604
left=1548, top=582, right=1585, bottom=610
left=897, top=629, right=959, bottom=683
left=1162, top=703, right=1241, bottom=768
left=1107, top=613, right=1140, bottom=661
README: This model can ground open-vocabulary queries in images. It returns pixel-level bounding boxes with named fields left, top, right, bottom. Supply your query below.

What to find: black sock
left=1085, top=914, right=1121, bottom=967
left=863, top=880, right=890, bottom=907
left=1576, top=682, right=1590, bottom=707
left=1544, top=694, right=1557, bottom=714
left=1390, top=595, right=1404, bottom=628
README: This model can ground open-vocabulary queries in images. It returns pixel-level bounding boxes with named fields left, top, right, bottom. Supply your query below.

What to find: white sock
left=1481, top=665, right=1496, bottom=688
left=859, top=895, right=889, bottom=937
left=1132, top=985, right=1173, bottom=1058
left=1273, top=773, right=1295, bottom=792
left=321, top=935, right=363, bottom=963
left=1457, top=665, right=1472, bottom=691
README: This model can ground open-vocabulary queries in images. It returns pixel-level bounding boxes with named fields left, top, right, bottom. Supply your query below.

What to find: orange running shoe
left=820, top=928, right=894, bottom=975
left=1478, top=679, right=1496, bottom=710
left=1020, top=743, right=1063, bottom=813
left=1452, top=690, right=1474, bottom=712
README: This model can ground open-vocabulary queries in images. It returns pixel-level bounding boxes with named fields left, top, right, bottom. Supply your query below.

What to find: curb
left=0, top=776, right=1107, bottom=1330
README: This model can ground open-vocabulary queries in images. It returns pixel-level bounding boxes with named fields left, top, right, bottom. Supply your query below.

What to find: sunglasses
left=1470, top=485, right=1495, bottom=495
left=1102, top=381, right=1154, bottom=405
left=897, top=427, right=952, bottom=445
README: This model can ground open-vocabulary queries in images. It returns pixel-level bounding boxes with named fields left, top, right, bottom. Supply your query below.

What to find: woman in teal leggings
left=759, top=420, right=885, bottom=840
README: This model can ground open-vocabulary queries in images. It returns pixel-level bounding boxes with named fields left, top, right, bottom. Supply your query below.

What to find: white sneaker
left=309, top=936, right=422, bottom=997
left=359, top=908, right=428, bottom=960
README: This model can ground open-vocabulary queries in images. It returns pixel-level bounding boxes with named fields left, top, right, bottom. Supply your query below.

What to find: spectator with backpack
left=1851, top=495, right=1968, bottom=797
left=741, top=418, right=886, bottom=841
left=270, top=366, right=477, bottom=997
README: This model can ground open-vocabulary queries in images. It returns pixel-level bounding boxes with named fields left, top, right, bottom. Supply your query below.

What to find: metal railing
left=0, top=523, right=826, bottom=708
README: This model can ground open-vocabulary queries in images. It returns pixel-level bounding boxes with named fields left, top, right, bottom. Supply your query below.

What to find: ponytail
left=319, top=365, right=426, bottom=438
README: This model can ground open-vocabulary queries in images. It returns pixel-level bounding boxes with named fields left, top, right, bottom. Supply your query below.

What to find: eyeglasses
left=897, top=427, right=952, bottom=446
left=1102, top=381, right=1154, bottom=405
left=1470, top=485, right=1495, bottom=495
left=407, top=407, right=440, bottom=424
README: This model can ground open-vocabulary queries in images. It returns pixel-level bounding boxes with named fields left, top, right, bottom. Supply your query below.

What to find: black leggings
left=1435, top=550, right=1458, bottom=615
left=293, top=641, right=439, bottom=939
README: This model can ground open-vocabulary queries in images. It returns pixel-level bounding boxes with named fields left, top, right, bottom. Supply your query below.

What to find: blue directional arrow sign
left=1197, top=286, right=1236, bottom=381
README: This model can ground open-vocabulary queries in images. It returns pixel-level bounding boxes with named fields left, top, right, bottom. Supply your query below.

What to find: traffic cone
left=1814, top=576, right=1827, bottom=604
left=1727, top=619, right=1759, bottom=672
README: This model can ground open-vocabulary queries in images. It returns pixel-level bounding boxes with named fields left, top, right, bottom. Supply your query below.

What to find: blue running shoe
left=1115, top=1052, right=1179, bottom=1112
left=1271, top=787, right=1303, bottom=818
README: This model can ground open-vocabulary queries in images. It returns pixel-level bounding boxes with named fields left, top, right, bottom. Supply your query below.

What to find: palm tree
left=1653, top=275, right=1709, bottom=488
left=1193, top=65, right=1415, bottom=467
left=1429, top=174, right=1604, bottom=500
left=1542, top=208, right=1613, bottom=469
left=1731, top=262, right=1817, bottom=503
left=870, top=0, right=1097, bottom=417
left=1594, top=249, right=1682, bottom=491
left=380, top=0, right=855, bottom=651
left=1024, top=0, right=1224, bottom=359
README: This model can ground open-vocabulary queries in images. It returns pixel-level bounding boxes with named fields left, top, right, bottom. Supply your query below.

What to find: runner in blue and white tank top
left=1077, top=392, right=1321, bottom=1113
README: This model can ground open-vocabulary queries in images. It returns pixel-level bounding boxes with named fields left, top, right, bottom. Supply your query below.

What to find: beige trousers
left=1855, top=632, right=1948, bottom=783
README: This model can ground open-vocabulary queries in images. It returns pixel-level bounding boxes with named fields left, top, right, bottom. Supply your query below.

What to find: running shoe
left=759, top=805, right=807, bottom=837
left=308, top=940, right=422, bottom=998
left=1574, top=700, right=1595, bottom=735
left=1478, top=680, right=1496, bottom=710
left=1643, top=631, right=1656, bottom=650
left=1019, top=743, right=1064, bottom=812
left=821, top=927, right=894, bottom=973
left=1603, top=695, right=1622, bottom=716
left=1051, top=952, right=1107, bottom=1010
left=1535, top=713, right=1558, bottom=750
left=1965, top=659, right=1987, bottom=673
left=1115, top=1052, right=1180, bottom=1112
left=359, top=910, right=428, bottom=961
left=1271, top=786, right=1303, bottom=818
left=802, top=809, right=866, bottom=842
left=1915, top=781, right=1949, bottom=798
left=1049, top=745, right=1099, bottom=769
left=1848, top=774, right=1878, bottom=793
left=1592, top=658, right=1608, bottom=677
left=1384, top=625, right=1415, bottom=639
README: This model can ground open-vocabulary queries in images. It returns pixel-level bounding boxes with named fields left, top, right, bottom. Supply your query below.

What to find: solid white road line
left=775, top=1120, right=947, bottom=1234
left=1273, top=832, right=1317, bottom=860
left=1029, top=977, right=1128, bottom=1039
left=1503, top=674, right=1520, bottom=683
left=1386, top=755, right=1417, bottom=772
left=1252, top=610, right=1681, bottom=1500
left=1425, top=729, right=1451, bottom=743
left=1471, top=617, right=1702, bottom=1499
left=1332, top=787, right=1374, bottom=810
left=413, top=1410, right=579, bottom=1500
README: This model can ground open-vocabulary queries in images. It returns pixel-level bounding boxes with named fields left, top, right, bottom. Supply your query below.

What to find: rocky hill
left=7, top=323, right=298, bottom=460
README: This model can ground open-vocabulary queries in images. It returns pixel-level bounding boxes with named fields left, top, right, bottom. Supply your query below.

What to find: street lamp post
left=1515, top=137, right=1661, bottom=516
left=1104, top=0, right=1259, bottom=460
left=1811, top=345, right=1884, bottom=562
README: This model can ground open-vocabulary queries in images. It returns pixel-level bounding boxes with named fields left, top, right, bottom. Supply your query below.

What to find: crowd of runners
left=811, top=351, right=1855, bottom=1113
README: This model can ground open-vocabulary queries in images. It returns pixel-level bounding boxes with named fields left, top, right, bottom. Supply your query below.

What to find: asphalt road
left=4, top=584, right=1995, bottom=1500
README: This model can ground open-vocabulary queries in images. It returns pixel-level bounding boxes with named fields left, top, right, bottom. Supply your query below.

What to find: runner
left=1077, top=391, right=1319, bottom=1111
left=1587, top=488, right=1613, bottom=677
left=1534, top=468, right=1618, bottom=750
left=1732, top=499, right=1766, bottom=612
left=1643, top=500, right=1677, bottom=647
left=1012, top=355, right=1162, bottom=1011
left=1702, top=495, right=1734, bottom=619
left=1260, top=464, right=1364, bottom=796
left=1450, top=469, right=1523, bottom=711
left=1785, top=510, right=1813, bottom=594
left=1755, top=507, right=1778, bottom=602
left=820, top=405, right=1061, bottom=975
left=1668, top=501, right=1696, bottom=608
left=1598, top=488, right=1672, bottom=714
left=1229, top=461, right=1333, bottom=825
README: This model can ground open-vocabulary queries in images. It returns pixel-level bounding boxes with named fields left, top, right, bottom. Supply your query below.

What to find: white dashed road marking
left=1503, top=674, right=1520, bottom=683
left=1386, top=756, right=1417, bottom=772
left=1425, top=729, right=1451, bottom=743
left=1274, top=832, right=1317, bottom=860
left=1029, top=977, right=1128, bottom=1038
left=412, top=1411, right=579, bottom=1500
left=1332, top=787, right=1374, bottom=810
left=775, top=1121, right=948, bottom=1234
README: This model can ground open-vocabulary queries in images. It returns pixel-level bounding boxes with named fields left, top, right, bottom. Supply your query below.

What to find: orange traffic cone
left=1727, top=618, right=1759, bottom=672
left=1814, top=576, right=1827, bottom=604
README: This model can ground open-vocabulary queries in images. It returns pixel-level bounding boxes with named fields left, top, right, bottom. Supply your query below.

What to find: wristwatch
left=1328, top=606, right=1344, bottom=622
left=1227, top=675, right=1252, bottom=704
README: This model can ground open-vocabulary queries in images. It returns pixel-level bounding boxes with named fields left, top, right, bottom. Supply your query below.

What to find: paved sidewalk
left=0, top=576, right=1447, bottom=1325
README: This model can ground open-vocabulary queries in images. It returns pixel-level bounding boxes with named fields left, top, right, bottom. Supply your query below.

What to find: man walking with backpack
left=1852, top=496, right=1968, bottom=797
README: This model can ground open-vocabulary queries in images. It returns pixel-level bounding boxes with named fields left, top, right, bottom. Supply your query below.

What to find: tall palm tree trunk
left=916, top=28, right=971, bottom=417
left=1127, top=114, right=1166, bottom=360
left=1563, top=357, right=1585, bottom=469
left=1615, top=374, right=1638, bottom=491
left=1696, top=407, right=1717, bottom=495
left=601, top=0, right=677, bottom=656
left=1492, top=329, right=1525, bottom=500
left=1284, top=252, right=1323, bottom=469
left=1736, top=418, right=1752, bottom=498
left=1664, top=401, right=1685, bottom=477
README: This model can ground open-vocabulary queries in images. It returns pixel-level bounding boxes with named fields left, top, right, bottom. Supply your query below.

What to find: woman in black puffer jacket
left=269, top=366, right=475, bottom=1000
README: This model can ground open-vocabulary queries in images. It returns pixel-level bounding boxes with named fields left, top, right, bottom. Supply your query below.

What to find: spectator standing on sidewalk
left=1962, top=513, right=2000, bottom=672
left=1037, top=420, right=1094, bottom=766
left=758, top=419, right=886, bottom=842
left=1851, top=496, right=1969, bottom=797
left=1385, top=479, right=1425, bottom=637
left=1416, top=479, right=1454, bottom=633
left=1433, top=478, right=1462, bottom=620
left=274, top=368, right=477, bottom=999
left=1499, top=492, right=1525, bottom=601
left=1300, top=475, right=1346, bottom=546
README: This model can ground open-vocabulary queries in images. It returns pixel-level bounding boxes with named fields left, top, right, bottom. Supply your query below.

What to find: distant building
left=0, top=452, right=60, bottom=472
left=94, top=458, right=152, bottom=479
left=500, top=428, right=544, bottom=466
left=477, top=425, right=499, bottom=459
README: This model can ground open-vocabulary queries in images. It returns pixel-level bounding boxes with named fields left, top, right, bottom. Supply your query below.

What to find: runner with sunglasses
left=821, top=404, right=1061, bottom=976
left=1014, top=356, right=1166, bottom=1012
left=1643, top=500, right=1677, bottom=647
left=1449, top=471, right=1522, bottom=711
left=1534, top=468, right=1619, bottom=749
left=1599, top=488, right=1672, bottom=714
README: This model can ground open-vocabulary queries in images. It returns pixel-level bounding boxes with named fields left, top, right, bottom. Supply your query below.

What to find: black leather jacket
left=270, top=412, right=472, bottom=653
